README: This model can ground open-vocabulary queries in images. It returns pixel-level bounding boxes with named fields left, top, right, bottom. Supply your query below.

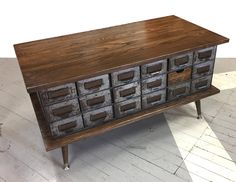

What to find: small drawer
left=142, top=89, right=166, bottom=109
left=169, top=52, right=193, bottom=71
left=39, top=83, right=77, bottom=105
left=114, top=97, right=141, bottom=118
left=141, top=59, right=167, bottom=78
left=77, top=74, right=110, bottom=95
left=192, top=61, right=214, bottom=79
left=142, top=74, right=167, bottom=94
left=113, top=81, right=141, bottom=102
left=83, top=106, right=113, bottom=127
left=111, top=67, right=140, bottom=86
left=194, top=46, right=217, bottom=64
left=168, top=67, right=192, bottom=86
left=44, top=99, right=80, bottom=122
left=168, top=82, right=190, bottom=101
left=191, top=75, right=212, bottom=93
left=50, top=115, right=84, bottom=137
left=80, top=89, right=112, bottom=112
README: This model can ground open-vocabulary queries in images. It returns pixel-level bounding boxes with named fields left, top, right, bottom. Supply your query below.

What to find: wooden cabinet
left=13, top=15, right=229, bottom=170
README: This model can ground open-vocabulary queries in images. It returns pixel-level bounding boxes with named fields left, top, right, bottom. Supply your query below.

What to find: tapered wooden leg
left=195, top=100, right=202, bottom=119
left=61, top=145, right=70, bottom=170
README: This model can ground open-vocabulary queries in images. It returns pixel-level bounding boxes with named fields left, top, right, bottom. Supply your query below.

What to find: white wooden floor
left=0, top=58, right=236, bottom=182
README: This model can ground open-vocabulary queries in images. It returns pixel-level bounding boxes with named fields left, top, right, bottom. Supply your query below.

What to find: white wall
left=0, top=0, right=234, bottom=57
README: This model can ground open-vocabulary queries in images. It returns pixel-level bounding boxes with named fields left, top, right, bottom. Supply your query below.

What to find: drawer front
left=44, top=99, right=80, bottom=122
left=83, top=106, right=113, bottom=127
left=142, top=89, right=166, bottom=109
left=77, top=74, right=110, bottom=95
left=191, top=75, right=212, bottom=93
left=168, top=82, right=190, bottom=101
left=80, top=89, right=112, bottom=111
left=111, top=67, right=140, bottom=86
left=50, top=115, right=84, bottom=137
left=142, top=74, right=167, bottom=94
left=141, top=59, right=167, bottom=78
left=192, top=61, right=214, bottom=79
left=39, top=83, right=77, bottom=105
left=114, top=97, right=141, bottom=118
left=194, top=46, right=217, bottom=64
left=168, top=67, right=192, bottom=86
left=113, top=81, right=141, bottom=102
left=169, top=52, right=193, bottom=71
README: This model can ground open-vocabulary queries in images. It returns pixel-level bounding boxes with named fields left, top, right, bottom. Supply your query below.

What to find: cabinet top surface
left=14, top=15, right=229, bottom=92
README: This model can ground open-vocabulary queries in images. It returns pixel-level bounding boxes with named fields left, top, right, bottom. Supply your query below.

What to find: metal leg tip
left=197, top=115, right=202, bottom=119
left=63, top=164, right=70, bottom=170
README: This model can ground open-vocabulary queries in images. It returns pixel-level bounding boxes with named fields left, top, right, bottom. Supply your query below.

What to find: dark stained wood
left=29, top=92, right=52, bottom=144
left=90, top=111, right=107, bottom=121
left=37, top=85, right=219, bottom=151
left=14, top=15, right=229, bottom=93
left=52, top=105, right=73, bottom=117
left=119, top=87, right=136, bottom=97
left=195, top=100, right=202, bottom=119
left=87, top=96, right=105, bottom=106
left=147, top=63, right=162, bottom=74
left=58, top=122, right=77, bottom=132
left=84, top=79, right=103, bottom=90
left=198, top=50, right=212, bottom=59
left=147, top=94, right=161, bottom=103
left=147, top=79, right=162, bottom=88
left=197, top=65, right=210, bottom=74
left=48, top=88, right=70, bottom=99
left=61, top=145, right=69, bottom=170
left=168, top=67, right=192, bottom=85
left=120, top=102, right=137, bottom=112
left=118, top=71, right=135, bottom=81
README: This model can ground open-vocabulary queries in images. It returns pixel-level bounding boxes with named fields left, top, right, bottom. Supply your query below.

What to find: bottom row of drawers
left=50, top=106, right=113, bottom=137
left=49, top=75, right=213, bottom=137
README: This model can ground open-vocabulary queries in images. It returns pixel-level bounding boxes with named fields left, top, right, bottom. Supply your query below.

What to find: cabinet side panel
left=29, top=92, right=52, bottom=150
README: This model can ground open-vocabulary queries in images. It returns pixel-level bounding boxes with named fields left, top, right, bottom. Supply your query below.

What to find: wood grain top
left=14, top=15, right=229, bottom=92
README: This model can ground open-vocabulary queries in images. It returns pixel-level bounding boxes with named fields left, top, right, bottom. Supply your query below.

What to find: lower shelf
left=37, top=85, right=220, bottom=151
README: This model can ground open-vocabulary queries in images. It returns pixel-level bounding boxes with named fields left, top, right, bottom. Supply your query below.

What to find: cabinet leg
left=195, top=100, right=202, bottom=119
left=61, top=145, right=70, bottom=170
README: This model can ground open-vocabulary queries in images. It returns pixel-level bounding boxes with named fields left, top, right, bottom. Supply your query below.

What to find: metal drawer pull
left=86, top=96, right=105, bottom=106
left=58, top=121, right=77, bottom=132
left=118, top=71, right=135, bottom=81
left=47, top=88, right=70, bottom=99
left=176, top=68, right=185, bottom=73
left=147, top=64, right=162, bottom=74
left=197, top=65, right=210, bottom=74
left=52, top=105, right=73, bottom=116
left=195, top=80, right=208, bottom=90
left=90, top=111, right=107, bottom=122
left=119, top=87, right=136, bottom=97
left=147, top=80, right=162, bottom=89
left=120, top=102, right=136, bottom=112
left=173, top=87, right=186, bottom=97
left=198, top=50, right=212, bottom=59
left=174, top=56, right=189, bottom=66
left=147, top=95, right=161, bottom=104
left=84, top=79, right=103, bottom=90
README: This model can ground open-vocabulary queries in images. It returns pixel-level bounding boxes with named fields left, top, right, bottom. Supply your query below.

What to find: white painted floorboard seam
left=172, top=117, right=209, bottom=175
left=0, top=104, right=37, bottom=126
left=4, top=151, right=50, bottom=182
